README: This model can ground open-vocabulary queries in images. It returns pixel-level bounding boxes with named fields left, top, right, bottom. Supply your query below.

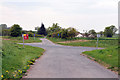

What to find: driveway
left=21, top=38, right=118, bottom=78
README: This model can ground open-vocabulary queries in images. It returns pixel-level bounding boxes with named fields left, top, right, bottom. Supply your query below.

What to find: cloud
left=0, top=0, right=118, bottom=32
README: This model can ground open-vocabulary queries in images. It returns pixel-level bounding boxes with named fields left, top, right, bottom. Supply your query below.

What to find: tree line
left=81, top=25, right=117, bottom=38
left=0, top=23, right=118, bottom=39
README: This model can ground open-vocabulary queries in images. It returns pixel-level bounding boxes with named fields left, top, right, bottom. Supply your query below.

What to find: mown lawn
left=3, top=36, right=42, bottom=43
left=2, top=39, right=44, bottom=79
left=47, top=37, right=67, bottom=43
left=46, top=37, right=93, bottom=43
left=57, top=40, right=118, bottom=48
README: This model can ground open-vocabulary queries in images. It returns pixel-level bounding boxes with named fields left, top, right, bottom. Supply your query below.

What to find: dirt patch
left=3, top=38, right=11, bottom=40
left=57, top=40, right=91, bottom=43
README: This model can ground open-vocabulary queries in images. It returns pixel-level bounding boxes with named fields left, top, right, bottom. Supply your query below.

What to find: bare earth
left=20, top=38, right=118, bottom=78
left=57, top=40, right=90, bottom=43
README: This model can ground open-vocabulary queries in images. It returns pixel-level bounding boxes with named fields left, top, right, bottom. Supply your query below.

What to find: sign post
left=22, top=34, right=24, bottom=48
left=58, top=34, right=59, bottom=37
left=22, top=34, right=29, bottom=48
left=34, top=34, right=35, bottom=40
left=96, top=34, right=100, bottom=49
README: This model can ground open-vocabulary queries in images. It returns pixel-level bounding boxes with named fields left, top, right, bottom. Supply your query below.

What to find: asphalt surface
left=21, top=38, right=118, bottom=78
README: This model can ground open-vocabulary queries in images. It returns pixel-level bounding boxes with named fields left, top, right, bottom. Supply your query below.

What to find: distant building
left=88, top=34, right=96, bottom=38
left=0, top=24, right=10, bottom=30
left=75, top=33, right=83, bottom=37
left=0, top=24, right=7, bottom=30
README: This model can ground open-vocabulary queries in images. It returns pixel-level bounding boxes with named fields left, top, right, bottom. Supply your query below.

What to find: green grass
left=58, top=40, right=118, bottom=48
left=47, top=37, right=68, bottom=43
left=3, top=36, right=42, bottom=43
left=47, top=37, right=96, bottom=43
left=2, top=39, right=45, bottom=79
left=83, top=46, right=118, bottom=72
left=47, top=37, right=118, bottom=43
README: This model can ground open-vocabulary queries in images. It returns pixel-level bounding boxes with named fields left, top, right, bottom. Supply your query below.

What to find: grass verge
left=2, top=39, right=45, bottom=79
left=82, top=46, right=118, bottom=73
left=57, top=40, right=118, bottom=48
left=46, top=37, right=67, bottom=43
left=47, top=37, right=118, bottom=43
left=3, top=36, right=42, bottom=43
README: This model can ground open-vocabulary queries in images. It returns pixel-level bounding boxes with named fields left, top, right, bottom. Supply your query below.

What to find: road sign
left=24, top=34, right=29, bottom=40
left=22, top=34, right=29, bottom=48
left=22, top=34, right=24, bottom=37
left=58, top=34, right=59, bottom=36
left=97, top=34, right=101, bottom=37
left=34, top=34, right=35, bottom=40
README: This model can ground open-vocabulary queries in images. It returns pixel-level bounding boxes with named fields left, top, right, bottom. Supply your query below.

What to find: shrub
left=28, top=32, right=34, bottom=37
left=10, top=24, right=22, bottom=37
left=35, top=34, right=44, bottom=37
left=47, top=34, right=52, bottom=37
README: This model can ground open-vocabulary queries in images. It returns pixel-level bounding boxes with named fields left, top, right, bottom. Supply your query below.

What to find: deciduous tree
left=104, top=25, right=117, bottom=37
left=10, top=24, right=22, bottom=37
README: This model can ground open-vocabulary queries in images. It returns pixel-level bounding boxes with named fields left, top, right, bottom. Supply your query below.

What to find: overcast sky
left=0, top=0, right=119, bottom=32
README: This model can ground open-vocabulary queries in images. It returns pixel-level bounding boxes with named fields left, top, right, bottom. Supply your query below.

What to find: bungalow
left=75, top=33, right=83, bottom=37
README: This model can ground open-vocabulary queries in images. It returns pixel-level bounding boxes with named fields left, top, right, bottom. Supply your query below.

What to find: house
left=88, top=34, right=96, bottom=38
left=75, top=33, right=83, bottom=37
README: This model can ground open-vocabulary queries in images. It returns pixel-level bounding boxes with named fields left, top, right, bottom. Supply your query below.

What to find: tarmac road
left=21, top=38, right=118, bottom=78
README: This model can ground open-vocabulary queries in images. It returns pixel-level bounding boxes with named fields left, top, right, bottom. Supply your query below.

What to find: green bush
left=2, top=29, right=11, bottom=36
left=28, top=32, right=34, bottom=37
left=10, top=24, right=22, bottom=37
left=47, top=34, right=52, bottom=37
left=35, top=34, right=44, bottom=37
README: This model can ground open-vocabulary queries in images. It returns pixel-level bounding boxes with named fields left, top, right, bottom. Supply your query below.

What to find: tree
left=35, top=26, right=39, bottom=30
left=104, top=25, right=117, bottom=37
left=10, top=24, right=22, bottom=37
left=88, top=29, right=96, bottom=35
left=84, top=32, right=90, bottom=37
left=110, top=25, right=118, bottom=35
left=97, top=31, right=104, bottom=37
left=37, top=23, right=47, bottom=36
left=28, top=32, right=34, bottom=37
left=88, top=29, right=96, bottom=38
left=22, top=30, right=28, bottom=34
left=47, top=23, right=61, bottom=34
left=2, top=29, right=10, bottom=36
left=67, top=27, right=78, bottom=38
left=61, top=29, right=68, bottom=39
left=104, top=27, right=112, bottom=37
left=46, top=23, right=78, bottom=39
